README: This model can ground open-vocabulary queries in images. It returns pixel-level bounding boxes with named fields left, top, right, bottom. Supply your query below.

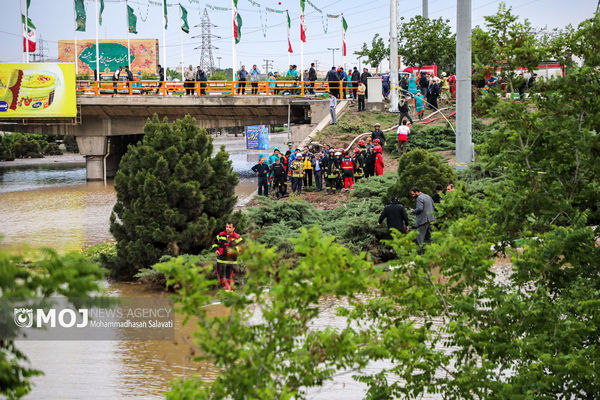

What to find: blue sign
left=0, top=101, right=8, bottom=112
left=245, top=125, right=269, bottom=150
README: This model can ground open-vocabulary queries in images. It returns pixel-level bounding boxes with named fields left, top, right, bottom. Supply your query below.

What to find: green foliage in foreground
left=0, top=247, right=106, bottom=399
left=158, top=217, right=600, bottom=399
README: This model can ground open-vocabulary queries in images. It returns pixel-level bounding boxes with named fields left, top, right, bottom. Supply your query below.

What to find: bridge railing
left=76, top=80, right=361, bottom=99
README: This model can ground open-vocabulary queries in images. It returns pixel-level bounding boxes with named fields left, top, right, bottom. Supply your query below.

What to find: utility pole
left=327, top=47, right=339, bottom=67
left=389, top=0, right=399, bottom=112
left=263, top=59, right=274, bottom=75
left=193, top=8, right=219, bottom=74
left=422, top=0, right=428, bottom=18
left=456, top=0, right=472, bottom=170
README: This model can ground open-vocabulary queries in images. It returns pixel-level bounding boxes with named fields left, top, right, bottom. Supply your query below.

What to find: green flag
left=163, top=0, right=168, bottom=29
left=26, top=0, right=31, bottom=10
left=99, top=0, right=104, bottom=25
left=74, top=0, right=86, bottom=32
left=127, top=5, right=137, bottom=34
left=180, top=4, right=189, bottom=34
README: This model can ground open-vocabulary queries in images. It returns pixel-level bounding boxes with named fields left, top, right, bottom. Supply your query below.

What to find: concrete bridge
left=1, top=95, right=330, bottom=180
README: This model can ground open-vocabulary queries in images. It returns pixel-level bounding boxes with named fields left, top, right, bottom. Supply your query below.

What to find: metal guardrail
left=75, top=80, right=361, bottom=98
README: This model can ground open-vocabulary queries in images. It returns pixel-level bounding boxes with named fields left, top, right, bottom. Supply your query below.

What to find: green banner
left=127, top=5, right=137, bottom=34
left=74, top=0, right=86, bottom=32
left=99, top=0, right=104, bottom=25
left=163, top=0, right=168, bottom=29
left=180, top=4, right=189, bottom=33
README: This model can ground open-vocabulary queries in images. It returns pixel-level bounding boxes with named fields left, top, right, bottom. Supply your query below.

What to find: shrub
left=385, top=148, right=456, bottom=205
left=12, top=136, right=43, bottom=158
left=42, top=142, right=62, bottom=156
left=0, top=135, right=14, bottom=161
left=63, top=136, right=79, bottom=153
left=110, top=114, right=239, bottom=279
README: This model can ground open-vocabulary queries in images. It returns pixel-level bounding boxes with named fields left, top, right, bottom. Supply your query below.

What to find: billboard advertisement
left=245, top=125, right=269, bottom=150
left=0, top=63, right=76, bottom=118
left=58, top=39, right=159, bottom=76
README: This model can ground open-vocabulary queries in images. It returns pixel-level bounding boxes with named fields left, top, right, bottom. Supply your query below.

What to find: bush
left=385, top=149, right=456, bottom=205
left=42, top=142, right=62, bottom=155
left=350, top=173, right=397, bottom=201
left=110, top=114, right=239, bottom=279
left=12, top=136, right=43, bottom=158
left=0, top=135, right=14, bottom=161
left=208, top=71, right=228, bottom=81
left=63, top=136, right=79, bottom=153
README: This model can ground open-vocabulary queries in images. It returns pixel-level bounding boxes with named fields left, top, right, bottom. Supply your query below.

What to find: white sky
left=0, top=0, right=596, bottom=73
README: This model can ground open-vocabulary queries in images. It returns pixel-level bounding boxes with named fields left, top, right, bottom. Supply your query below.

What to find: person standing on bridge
left=196, top=67, right=208, bottom=95
left=326, top=67, right=340, bottom=99
left=250, top=65, right=261, bottom=95
left=156, top=64, right=165, bottom=95
left=308, top=63, right=317, bottom=94
left=212, top=222, right=243, bottom=291
left=184, top=65, right=195, bottom=95
left=112, top=67, right=122, bottom=95
left=237, top=65, right=248, bottom=95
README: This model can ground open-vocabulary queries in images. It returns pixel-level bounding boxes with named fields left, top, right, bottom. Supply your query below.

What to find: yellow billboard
left=0, top=63, right=76, bottom=118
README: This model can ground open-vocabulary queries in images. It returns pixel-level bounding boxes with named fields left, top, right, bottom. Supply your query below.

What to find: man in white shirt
left=329, top=93, right=337, bottom=125
left=397, top=120, right=410, bottom=155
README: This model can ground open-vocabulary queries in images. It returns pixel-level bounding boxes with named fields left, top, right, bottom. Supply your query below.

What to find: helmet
left=334, top=151, right=341, bottom=156
left=374, top=123, right=381, bottom=127
left=358, top=139, right=365, bottom=146
left=374, top=138, right=381, bottom=144
left=354, top=148, right=360, bottom=153
left=375, top=145, right=382, bottom=152
left=328, top=148, right=335, bottom=153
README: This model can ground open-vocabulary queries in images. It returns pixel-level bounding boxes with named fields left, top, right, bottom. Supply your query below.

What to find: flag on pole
left=233, top=0, right=242, bottom=44
left=26, top=0, right=31, bottom=11
left=286, top=10, right=293, bottom=53
left=342, top=16, right=348, bottom=56
left=74, top=0, right=86, bottom=32
left=300, top=0, right=306, bottom=42
left=163, top=0, right=168, bottom=29
left=127, top=5, right=137, bottom=34
left=21, top=14, right=36, bottom=52
left=99, top=0, right=104, bottom=25
left=180, top=4, right=189, bottom=33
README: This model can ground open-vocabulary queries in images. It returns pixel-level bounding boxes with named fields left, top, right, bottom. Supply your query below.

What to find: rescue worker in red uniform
left=211, top=222, right=243, bottom=291
left=374, top=144, right=384, bottom=176
left=340, top=152, right=355, bottom=191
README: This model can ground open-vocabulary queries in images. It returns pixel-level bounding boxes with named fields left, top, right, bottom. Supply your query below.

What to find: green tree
left=354, top=33, right=389, bottom=72
left=109, top=114, right=239, bottom=279
left=0, top=247, right=106, bottom=399
left=156, top=226, right=374, bottom=400
left=472, top=2, right=543, bottom=92
left=397, top=16, right=456, bottom=73
left=385, top=148, right=456, bottom=205
left=166, top=67, right=182, bottom=81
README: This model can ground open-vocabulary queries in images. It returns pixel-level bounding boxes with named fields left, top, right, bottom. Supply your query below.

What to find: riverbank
left=0, top=153, right=86, bottom=167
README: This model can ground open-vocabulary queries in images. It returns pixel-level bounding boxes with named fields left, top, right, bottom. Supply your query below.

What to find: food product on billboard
left=0, top=70, right=58, bottom=111
left=0, top=69, right=24, bottom=110
left=17, top=72, right=57, bottom=110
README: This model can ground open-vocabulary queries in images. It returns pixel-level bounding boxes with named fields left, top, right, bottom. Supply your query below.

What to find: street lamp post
left=327, top=47, right=339, bottom=67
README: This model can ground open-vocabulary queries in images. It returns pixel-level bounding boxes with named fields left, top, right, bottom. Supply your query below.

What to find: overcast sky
left=0, top=0, right=597, bottom=73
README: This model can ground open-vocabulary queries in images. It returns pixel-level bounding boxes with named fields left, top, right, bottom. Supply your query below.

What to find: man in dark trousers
left=419, top=72, right=429, bottom=96
left=326, top=66, right=340, bottom=99
left=196, top=66, right=208, bottom=95
left=211, top=222, right=243, bottom=291
left=308, top=63, right=317, bottom=94
left=351, top=67, right=361, bottom=98
left=251, top=156, right=270, bottom=196
left=399, top=96, right=413, bottom=125
left=378, top=196, right=409, bottom=235
left=156, top=64, right=165, bottom=94
left=361, top=68, right=372, bottom=99
left=410, top=187, right=436, bottom=250
left=270, top=157, right=286, bottom=199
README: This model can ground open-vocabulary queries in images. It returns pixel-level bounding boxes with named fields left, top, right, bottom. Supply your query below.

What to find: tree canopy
left=110, top=114, right=239, bottom=279
left=354, top=33, right=389, bottom=72
left=397, top=15, right=456, bottom=73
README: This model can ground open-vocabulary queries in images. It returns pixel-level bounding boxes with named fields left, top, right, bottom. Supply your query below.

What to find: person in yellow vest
left=211, top=222, right=243, bottom=291
left=301, top=146, right=314, bottom=188
left=290, top=149, right=305, bottom=195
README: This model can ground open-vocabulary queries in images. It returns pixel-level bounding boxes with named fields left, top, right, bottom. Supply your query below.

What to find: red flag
left=22, top=14, right=36, bottom=52
left=300, top=0, right=306, bottom=42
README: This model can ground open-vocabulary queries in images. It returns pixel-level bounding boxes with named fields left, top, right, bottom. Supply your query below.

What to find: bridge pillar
left=76, top=136, right=108, bottom=181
